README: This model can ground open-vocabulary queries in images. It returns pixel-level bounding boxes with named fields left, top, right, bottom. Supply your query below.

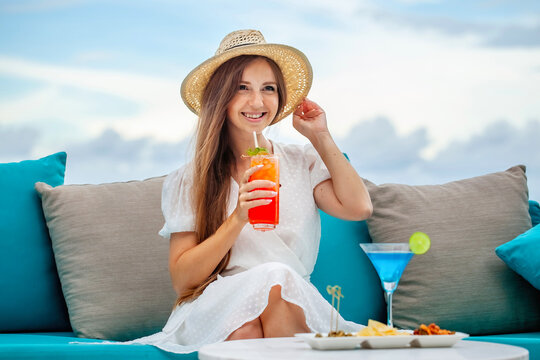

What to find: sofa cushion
left=35, top=177, right=177, bottom=341
left=365, top=165, right=540, bottom=335
left=0, top=152, right=70, bottom=332
left=496, top=224, right=540, bottom=290
left=0, top=333, right=197, bottom=360
left=467, top=332, right=540, bottom=360
left=311, top=212, right=385, bottom=325
left=530, top=200, right=540, bottom=226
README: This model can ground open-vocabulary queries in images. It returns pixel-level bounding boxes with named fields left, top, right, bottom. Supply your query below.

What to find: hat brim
left=181, top=43, right=313, bottom=124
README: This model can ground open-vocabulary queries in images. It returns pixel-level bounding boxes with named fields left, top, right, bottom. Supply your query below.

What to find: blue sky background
left=1, top=0, right=539, bottom=200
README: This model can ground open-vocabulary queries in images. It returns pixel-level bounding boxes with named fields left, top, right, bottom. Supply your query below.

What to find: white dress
left=130, top=141, right=364, bottom=353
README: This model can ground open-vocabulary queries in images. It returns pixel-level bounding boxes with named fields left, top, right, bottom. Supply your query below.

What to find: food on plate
left=355, top=319, right=409, bottom=336
left=327, top=285, right=344, bottom=330
left=314, top=285, right=349, bottom=337
left=413, top=323, right=456, bottom=335
left=315, top=330, right=354, bottom=338
left=314, top=318, right=413, bottom=338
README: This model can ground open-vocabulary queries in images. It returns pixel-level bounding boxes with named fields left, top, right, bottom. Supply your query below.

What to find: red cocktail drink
left=248, top=154, right=279, bottom=231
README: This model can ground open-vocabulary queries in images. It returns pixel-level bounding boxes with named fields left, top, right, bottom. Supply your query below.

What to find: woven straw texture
left=181, top=30, right=312, bottom=124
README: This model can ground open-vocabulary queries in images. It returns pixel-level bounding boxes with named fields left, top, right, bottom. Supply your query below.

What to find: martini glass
left=360, top=243, right=413, bottom=328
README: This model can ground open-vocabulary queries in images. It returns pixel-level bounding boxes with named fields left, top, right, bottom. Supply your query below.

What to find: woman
left=133, top=29, right=372, bottom=353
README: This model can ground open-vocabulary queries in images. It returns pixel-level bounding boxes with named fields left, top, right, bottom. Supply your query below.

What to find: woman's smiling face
left=226, top=57, right=279, bottom=136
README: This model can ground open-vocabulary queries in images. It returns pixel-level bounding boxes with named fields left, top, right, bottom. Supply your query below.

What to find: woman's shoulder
left=163, top=162, right=194, bottom=188
left=273, top=141, right=311, bottom=157
left=273, top=141, right=317, bottom=163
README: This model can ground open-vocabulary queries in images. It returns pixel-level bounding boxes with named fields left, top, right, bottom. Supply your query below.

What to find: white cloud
left=337, top=117, right=428, bottom=171
left=0, top=56, right=196, bottom=144
left=356, top=5, right=540, bottom=48
left=63, top=128, right=191, bottom=184
left=1, top=1, right=539, bottom=187
left=0, top=126, right=40, bottom=160
left=339, top=118, right=540, bottom=200
left=2, top=117, right=538, bottom=200
left=305, top=19, right=540, bottom=158
left=245, top=2, right=540, bottom=159
left=429, top=120, right=540, bottom=177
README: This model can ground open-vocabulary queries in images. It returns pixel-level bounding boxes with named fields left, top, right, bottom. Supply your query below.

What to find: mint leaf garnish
left=246, top=147, right=269, bottom=156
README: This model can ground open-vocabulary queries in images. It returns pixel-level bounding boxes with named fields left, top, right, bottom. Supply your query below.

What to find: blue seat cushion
left=0, top=333, right=197, bottom=360
left=311, top=211, right=385, bottom=325
left=0, top=152, right=70, bottom=331
left=496, top=224, right=540, bottom=290
left=468, top=332, right=540, bottom=360
left=530, top=200, right=540, bottom=227
left=493, top=200, right=540, bottom=291
left=312, top=200, right=540, bottom=327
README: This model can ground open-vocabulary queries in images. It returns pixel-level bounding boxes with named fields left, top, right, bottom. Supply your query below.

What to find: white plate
left=410, top=332, right=469, bottom=347
left=294, top=333, right=362, bottom=350
left=360, top=335, right=413, bottom=349
left=294, top=332, right=469, bottom=350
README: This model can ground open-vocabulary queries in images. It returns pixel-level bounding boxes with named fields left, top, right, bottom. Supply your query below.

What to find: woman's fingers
left=237, top=192, right=274, bottom=215
left=236, top=166, right=278, bottom=221
left=302, top=108, right=323, bottom=119
left=293, top=100, right=324, bottom=120
left=243, top=179, right=276, bottom=191
left=303, top=98, right=321, bottom=111
left=243, top=198, right=273, bottom=210
left=238, top=187, right=277, bottom=204
left=243, top=189, right=277, bottom=200
left=293, top=103, right=304, bottom=116
left=239, top=194, right=274, bottom=206
left=238, top=185, right=277, bottom=210
left=242, top=165, right=263, bottom=184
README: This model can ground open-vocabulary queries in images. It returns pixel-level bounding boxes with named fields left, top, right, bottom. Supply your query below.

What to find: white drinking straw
left=253, top=131, right=259, bottom=148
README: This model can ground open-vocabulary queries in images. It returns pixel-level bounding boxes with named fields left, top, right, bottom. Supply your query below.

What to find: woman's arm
left=168, top=166, right=277, bottom=296
left=293, top=98, right=373, bottom=221
left=168, top=214, right=242, bottom=296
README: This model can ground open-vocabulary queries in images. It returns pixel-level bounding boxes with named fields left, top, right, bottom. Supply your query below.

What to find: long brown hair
left=175, top=55, right=287, bottom=306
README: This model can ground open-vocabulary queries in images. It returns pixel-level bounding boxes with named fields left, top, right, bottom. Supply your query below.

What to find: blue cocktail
left=360, top=243, right=413, bottom=328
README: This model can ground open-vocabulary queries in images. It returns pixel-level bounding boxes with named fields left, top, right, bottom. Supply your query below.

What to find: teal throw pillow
left=0, top=152, right=71, bottom=331
left=496, top=224, right=540, bottom=290
left=311, top=211, right=385, bottom=325
left=529, top=200, right=540, bottom=227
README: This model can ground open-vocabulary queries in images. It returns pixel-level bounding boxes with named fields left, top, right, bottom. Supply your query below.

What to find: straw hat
left=181, top=29, right=313, bottom=124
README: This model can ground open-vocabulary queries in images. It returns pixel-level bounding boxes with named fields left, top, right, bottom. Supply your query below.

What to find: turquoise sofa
left=1, top=153, right=539, bottom=359
left=1, top=207, right=539, bottom=359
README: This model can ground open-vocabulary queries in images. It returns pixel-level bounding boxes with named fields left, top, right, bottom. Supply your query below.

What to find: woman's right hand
left=233, top=165, right=277, bottom=223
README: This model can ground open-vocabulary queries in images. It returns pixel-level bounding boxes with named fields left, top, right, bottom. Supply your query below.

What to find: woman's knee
left=263, top=285, right=306, bottom=322
left=226, top=318, right=263, bottom=340
left=260, top=292, right=310, bottom=337
left=268, top=284, right=283, bottom=303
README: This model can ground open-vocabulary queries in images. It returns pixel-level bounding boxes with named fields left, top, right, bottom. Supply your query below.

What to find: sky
left=1, top=0, right=540, bottom=200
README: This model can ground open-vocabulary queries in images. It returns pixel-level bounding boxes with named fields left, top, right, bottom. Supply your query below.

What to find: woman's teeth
left=242, top=112, right=265, bottom=119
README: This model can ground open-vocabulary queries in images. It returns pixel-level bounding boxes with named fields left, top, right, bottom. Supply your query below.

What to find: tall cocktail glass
left=360, top=243, right=413, bottom=328
left=248, top=154, right=279, bottom=231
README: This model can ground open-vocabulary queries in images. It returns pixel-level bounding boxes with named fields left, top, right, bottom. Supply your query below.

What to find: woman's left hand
left=292, top=98, right=329, bottom=143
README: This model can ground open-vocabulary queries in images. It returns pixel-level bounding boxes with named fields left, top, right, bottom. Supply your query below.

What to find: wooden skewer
left=326, top=285, right=344, bottom=333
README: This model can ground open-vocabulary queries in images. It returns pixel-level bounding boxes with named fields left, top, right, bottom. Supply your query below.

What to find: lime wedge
left=409, top=232, right=431, bottom=254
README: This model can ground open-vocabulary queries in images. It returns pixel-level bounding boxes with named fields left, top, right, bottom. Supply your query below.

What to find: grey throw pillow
left=35, top=177, right=177, bottom=341
left=365, top=165, right=540, bottom=335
